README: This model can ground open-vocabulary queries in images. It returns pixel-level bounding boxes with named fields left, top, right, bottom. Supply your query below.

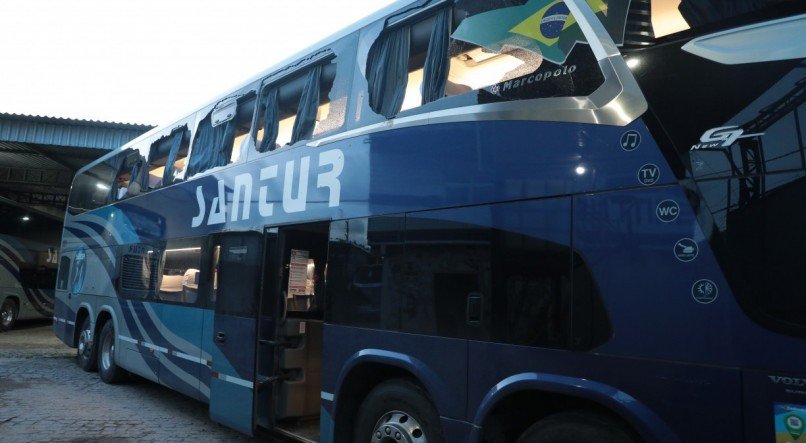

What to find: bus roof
left=78, top=0, right=419, bottom=176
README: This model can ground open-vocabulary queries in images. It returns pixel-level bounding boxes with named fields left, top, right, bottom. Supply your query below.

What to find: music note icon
left=620, top=130, right=641, bottom=151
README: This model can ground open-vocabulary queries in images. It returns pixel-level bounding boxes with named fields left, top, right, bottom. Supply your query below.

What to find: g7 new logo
left=691, top=126, right=764, bottom=150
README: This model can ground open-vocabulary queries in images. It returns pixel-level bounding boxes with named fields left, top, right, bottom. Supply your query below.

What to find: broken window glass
left=366, top=0, right=613, bottom=118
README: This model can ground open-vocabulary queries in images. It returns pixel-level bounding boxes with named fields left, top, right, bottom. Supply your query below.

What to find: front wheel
left=354, top=379, right=444, bottom=443
left=0, top=298, right=18, bottom=332
left=97, top=321, right=124, bottom=384
left=76, top=316, right=97, bottom=371
left=517, top=411, right=638, bottom=443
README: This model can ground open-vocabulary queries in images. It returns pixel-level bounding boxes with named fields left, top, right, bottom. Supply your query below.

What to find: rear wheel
left=355, top=379, right=444, bottom=443
left=0, top=298, right=18, bottom=332
left=98, top=321, right=124, bottom=383
left=76, top=316, right=97, bottom=371
left=517, top=411, right=637, bottom=443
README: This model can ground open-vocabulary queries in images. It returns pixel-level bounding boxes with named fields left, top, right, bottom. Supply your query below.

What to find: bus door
left=256, top=222, right=329, bottom=438
left=208, top=231, right=264, bottom=436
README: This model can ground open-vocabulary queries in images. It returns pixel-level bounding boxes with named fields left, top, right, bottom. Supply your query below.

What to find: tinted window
left=327, top=217, right=405, bottom=330
left=326, top=201, right=612, bottom=350
left=67, top=160, right=117, bottom=215
left=19, top=265, right=57, bottom=290
left=401, top=201, right=572, bottom=348
left=686, top=71, right=806, bottom=335
left=57, top=256, right=70, bottom=290
left=215, top=234, right=262, bottom=317
left=615, top=0, right=803, bottom=44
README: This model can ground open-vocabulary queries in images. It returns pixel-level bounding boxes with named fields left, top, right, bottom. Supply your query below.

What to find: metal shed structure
left=0, top=113, right=153, bottom=218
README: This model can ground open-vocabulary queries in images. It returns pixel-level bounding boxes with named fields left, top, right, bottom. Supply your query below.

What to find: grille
left=120, top=253, right=159, bottom=291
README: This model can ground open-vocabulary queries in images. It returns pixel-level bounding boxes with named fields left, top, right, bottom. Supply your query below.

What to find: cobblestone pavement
left=0, top=320, right=283, bottom=442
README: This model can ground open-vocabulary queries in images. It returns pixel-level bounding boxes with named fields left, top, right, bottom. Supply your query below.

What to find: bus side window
left=67, top=160, right=117, bottom=214
left=254, top=60, right=338, bottom=152
left=146, top=127, right=190, bottom=190
left=113, top=149, right=147, bottom=200
left=156, top=238, right=202, bottom=305
left=56, top=255, right=71, bottom=290
left=326, top=217, right=405, bottom=330
left=186, top=94, right=256, bottom=178
left=366, top=0, right=608, bottom=119
left=325, top=201, right=612, bottom=350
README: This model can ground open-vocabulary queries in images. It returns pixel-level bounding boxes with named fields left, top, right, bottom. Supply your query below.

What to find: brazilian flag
left=451, top=0, right=627, bottom=65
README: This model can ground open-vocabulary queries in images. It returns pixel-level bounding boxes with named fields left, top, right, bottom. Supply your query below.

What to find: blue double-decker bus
left=54, top=0, right=806, bottom=441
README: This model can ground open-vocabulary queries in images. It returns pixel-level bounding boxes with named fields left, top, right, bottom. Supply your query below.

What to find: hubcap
left=78, top=327, right=92, bottom=357
left=1, top=305, right=11, bottom=326
left=101, top=331, right=114, bottom=371
left=371, top=411, right=427, bottom=443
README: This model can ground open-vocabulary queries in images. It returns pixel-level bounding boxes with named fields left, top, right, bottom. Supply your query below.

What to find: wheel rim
left=0, top=304, right=11, bottom=326
left=370, top=410, right=427, bottom=443
left=101, top=329, right=114, bottom=371
left=78, top=324, right=91, bottom=357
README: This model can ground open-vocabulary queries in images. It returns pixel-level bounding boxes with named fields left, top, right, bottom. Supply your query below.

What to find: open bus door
left=256, top=222, right=329, bottom=441
left=208, top=231, right=264, bottom=435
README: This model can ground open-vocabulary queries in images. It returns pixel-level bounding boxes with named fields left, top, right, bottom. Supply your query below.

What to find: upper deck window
left=186, top=94, right=257, bottom=177
left=67, top=160, right=116, bottom=215
left=146, top=127, right=190, bottom=189
left=254, top=61, right=338, bottom=152
left=366, top=0, right=607, bottom=119
left=614, top=0, right=798, bottom=45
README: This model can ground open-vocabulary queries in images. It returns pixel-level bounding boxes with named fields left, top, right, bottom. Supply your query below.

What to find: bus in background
left=0, top=202, right=60, bottom=331
left=54, top=0, right=805, bottom=441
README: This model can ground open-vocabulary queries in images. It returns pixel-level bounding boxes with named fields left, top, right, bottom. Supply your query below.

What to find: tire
left=76, top=316, right=98, bottom=372
left=0, top=298, right=18, bottom=332
left=517, top=411, right=638, bottom=443
left=354, top=379, right=445, bottom=443
left=97, top=320, right=124, bottom=383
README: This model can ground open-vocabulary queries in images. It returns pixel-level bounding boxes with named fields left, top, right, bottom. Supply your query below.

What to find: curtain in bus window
left=291, top=64, right=322, bottom=144
left=187, top=122, right=213, bottom=176
left=422, top=7, right=451, bottom=104
left=186, top=118, right=225, bottom=177
left=125, top=156, right=146, bottom=196
left=162, top=130, right=184, bottom=185
left=259, top=88, right=280, bottom=152
left=213, top=120, right=235, bottom=168
left=367, top=25, right=411, bottom=118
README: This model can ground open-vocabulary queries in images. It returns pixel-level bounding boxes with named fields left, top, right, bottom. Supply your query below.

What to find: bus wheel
left=355, top=379, right=444, bottom=443
left=517, top=411, right=637, bottom=443
left=0, top=298, right=18, bottom=332
left=97, top=321, right=124, bottom=384
left=76, top=316, right=98, bottom=372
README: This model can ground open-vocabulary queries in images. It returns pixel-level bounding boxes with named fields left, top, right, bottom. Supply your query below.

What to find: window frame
left=310, top=0, right=647, bottom=148
left=251, top=51, right=338, bottom=153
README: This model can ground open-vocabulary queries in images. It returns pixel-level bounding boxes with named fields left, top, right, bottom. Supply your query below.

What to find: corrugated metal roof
left=0, top=142, right=65, bottom=169
left=0, top=112, right=154, bottom=150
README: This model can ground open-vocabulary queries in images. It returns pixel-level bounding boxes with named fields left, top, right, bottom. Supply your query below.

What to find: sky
left=0, top=0, right=397, bottom=126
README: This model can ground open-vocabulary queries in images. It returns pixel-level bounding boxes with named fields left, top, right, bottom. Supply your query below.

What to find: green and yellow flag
left=451, top=0, right=611, bottom=65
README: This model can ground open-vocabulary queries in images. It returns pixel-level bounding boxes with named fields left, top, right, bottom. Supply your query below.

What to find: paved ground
left=0, top=320, right=282, bottom=442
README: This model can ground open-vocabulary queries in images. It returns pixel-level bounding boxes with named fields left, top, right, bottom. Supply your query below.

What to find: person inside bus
left=116, top=175, right=128, bottom=200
